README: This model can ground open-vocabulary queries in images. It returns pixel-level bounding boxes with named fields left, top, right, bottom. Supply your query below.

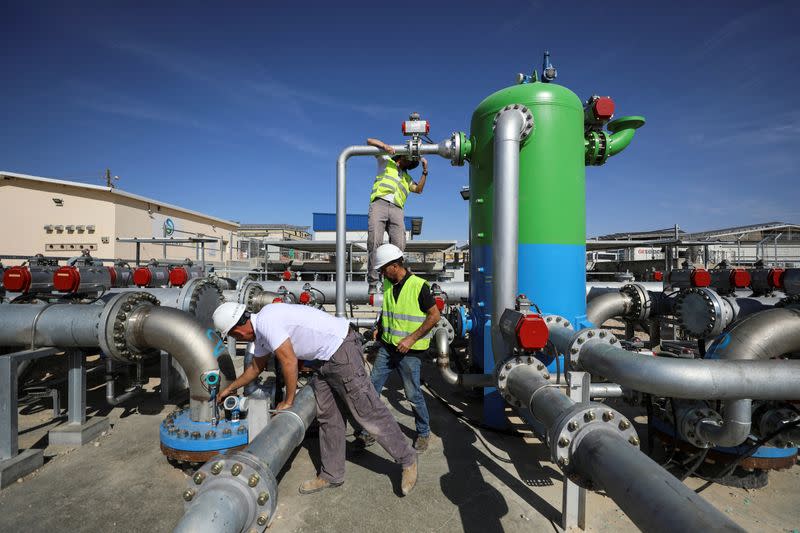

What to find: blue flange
left=160, top=408, right=248, bottom=453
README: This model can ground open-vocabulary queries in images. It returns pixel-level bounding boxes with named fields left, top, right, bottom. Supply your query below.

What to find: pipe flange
left=621, top=283, right=652, bottom=321
left=180, top=278, right=224, bottom=327
left=431, top=316, right=455, bottom=344
left=495, top=355, right=548, bottom=408
left=759, top=408, right=800, bottom=448
left=679, top=406, right=720, bottom=448
left=99, top=291, right=160, bottom=362
left=543, top=315, right=573, bottom=331
left=674, top=288, right=732, bottom=338
left=549, top=403, right=639, bottom=489
left=567, top=328, right=617, bottom=369
left=492, top=104, right=534, bottom=141
left=235, top=279, right=265, bottom=313
left=776, top=294, right=800, bottom=310
left=184, top=451, right=278, bottom=531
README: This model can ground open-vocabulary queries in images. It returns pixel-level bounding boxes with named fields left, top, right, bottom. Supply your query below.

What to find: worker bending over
left=366, top=137, right=429, bottom=294
left=213, top=301, right=418, bottom=496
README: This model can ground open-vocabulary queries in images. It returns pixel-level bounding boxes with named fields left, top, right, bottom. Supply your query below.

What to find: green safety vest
left=381, top=274, right=432, bottom=351
left=370, top=157, right=413, bottom=208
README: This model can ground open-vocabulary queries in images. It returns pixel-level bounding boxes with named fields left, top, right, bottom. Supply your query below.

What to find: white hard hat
left=374, top=243, right=404, bottom=270
left=213, top=302, right=248, bottom=337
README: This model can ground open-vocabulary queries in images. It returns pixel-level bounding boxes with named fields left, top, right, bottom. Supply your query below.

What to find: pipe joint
left=620, top=283, right=653, bottom=321
left=98, top=291, right=161, bottom=362
left=758, top=407, right=800, bottom=448
left=674, top=288, right=734, bottom=338
left=675, top=403, right=721, bottom=448
left=178, top=451, right=278, bottom=532
left=549, top=402, right=639, bottom=488
left=566, top=328, right=619, bottom=369
left=496, top=354, right=550, bottom=408
left=493, top=104, right=534, bottom=141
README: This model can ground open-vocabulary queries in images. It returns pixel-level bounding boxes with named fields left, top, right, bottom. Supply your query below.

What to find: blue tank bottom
left=470, top=243, right=588, bottom=428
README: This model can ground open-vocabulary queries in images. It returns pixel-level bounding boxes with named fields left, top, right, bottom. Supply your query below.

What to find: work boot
left=400, top=459, right=418, bottom=496
left=299, top=477, right=343, bottom=495
left=353, top=432, right=376, bottom=450
left=414, top=435, right=430, bottom=454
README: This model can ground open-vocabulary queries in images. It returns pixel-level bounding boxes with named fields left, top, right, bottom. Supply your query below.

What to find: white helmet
left=374, top=243, right=404, bottom=270
left=213, top=302, right=247, bottom=337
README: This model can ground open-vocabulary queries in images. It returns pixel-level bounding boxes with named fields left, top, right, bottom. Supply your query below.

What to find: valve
left=541, top=50, right=557, bottom=83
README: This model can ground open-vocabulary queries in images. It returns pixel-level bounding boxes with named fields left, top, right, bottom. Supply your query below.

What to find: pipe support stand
left=549, top=402, right=639, bottom=488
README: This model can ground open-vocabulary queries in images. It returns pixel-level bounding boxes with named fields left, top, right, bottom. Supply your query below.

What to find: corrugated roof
left=313, top=212, right=421, bottom=232
left=1, top=171, right=239, bottom=228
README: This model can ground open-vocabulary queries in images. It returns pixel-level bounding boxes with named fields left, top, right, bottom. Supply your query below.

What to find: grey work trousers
left=312, top=330, right=415, bottom=484
left=368, top=198, right=406, bottom=284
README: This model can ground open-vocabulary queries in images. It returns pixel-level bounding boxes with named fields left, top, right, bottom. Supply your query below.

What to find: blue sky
left=1, top=1, right=797, bottom=242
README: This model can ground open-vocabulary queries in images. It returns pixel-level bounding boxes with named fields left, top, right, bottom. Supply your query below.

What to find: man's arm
left=396, top=305, right=441, bottom=353
left=218, top=356, right=268, bottom=402
left=409, top=158, right=428, bottom=194
left=366, top=138, right=395, bottom=155
left=273, top=338, right=300, bottom=409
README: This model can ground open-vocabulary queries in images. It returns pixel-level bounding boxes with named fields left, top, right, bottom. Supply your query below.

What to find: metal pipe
left=491, top=107, right=528, bottom=365
left=574, top=342, right=800, bottom=400
left=335, top=143, right=445, bottom=317
left=126, top=305, right=232, bottom=421
left=504, top=363, right=744, bottom=532
left=433, top=327, right=494, bottom=388
left=0, top=301, right=107, bottom=348
left=588, top=383, right=623, bottom=398
left=257, top=280, right=470, bottom=305
left=174, top=385, right=317, bottom=533
left=585, top=291, right=633, bottom=326
left=573, top=430, right=744, bottom=532
left=696, top=308, right=800, bottom=446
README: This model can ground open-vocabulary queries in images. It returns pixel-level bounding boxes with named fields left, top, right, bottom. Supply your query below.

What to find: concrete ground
left=1, top=352, right=799, bottom=532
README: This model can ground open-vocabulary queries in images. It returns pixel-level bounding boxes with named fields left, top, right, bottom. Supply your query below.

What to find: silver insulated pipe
left=175, top=384, right=317, bottom=533
left=491, top=104, right=532, bottom=365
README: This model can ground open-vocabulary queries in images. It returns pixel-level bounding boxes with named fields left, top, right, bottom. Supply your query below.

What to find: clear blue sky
left=1, top=1, right=797, bottom=241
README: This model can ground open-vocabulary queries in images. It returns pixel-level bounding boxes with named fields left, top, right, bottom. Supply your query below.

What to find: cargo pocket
left=348, top=387, right=377, bottom=418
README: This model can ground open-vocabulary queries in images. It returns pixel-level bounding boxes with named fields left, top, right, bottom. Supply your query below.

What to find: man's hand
left=217, top=385, right=235, bottom=404
left=397, top=335, right=416, bottom=353
left=275, top=400, right=293, bottom=411
left=373, top=328, right=379, bottom=341
left=384, top=144, right=396, bottom=155
left=421, top=158, right=428, bottom=172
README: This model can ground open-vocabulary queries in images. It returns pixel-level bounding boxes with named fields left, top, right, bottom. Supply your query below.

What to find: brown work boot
left=414, top=435, right=430, bottom=454
left=299, top=477, right=343, bottom=495
left=400, top=459, right=418, bottom=496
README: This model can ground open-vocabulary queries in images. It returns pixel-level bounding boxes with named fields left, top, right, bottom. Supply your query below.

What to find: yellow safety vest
left=370, top=157, right=413, bottom=208
left=381, top=274, right=431, bottom=351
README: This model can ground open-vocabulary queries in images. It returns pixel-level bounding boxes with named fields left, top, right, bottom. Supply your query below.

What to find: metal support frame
left=562, top=371, right=588, bottom=530
left=66, top=349, right=86, bottom=425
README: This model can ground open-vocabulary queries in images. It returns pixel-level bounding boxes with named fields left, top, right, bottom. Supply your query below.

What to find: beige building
left=0, top=171, right=239, bottom=266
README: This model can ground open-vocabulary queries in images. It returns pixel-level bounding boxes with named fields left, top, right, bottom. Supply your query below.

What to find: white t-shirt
left=251, top=304, right=350, bottom=361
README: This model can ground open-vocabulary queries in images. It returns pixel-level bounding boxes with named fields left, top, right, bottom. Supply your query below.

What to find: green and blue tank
left=465, top=77, right=643, bottom=420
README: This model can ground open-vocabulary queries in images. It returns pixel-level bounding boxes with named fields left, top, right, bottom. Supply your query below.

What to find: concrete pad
left=0, top=449, right=43, bottom=489
left=48, top=417, right=110, bottom=447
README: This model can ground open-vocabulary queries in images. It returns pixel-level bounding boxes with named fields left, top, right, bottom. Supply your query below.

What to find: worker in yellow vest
left=356, top=243, right=440, bottom=453
left=365, top=137, right=429, bottom=294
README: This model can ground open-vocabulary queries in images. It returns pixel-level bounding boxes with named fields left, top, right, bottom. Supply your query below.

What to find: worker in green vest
left=365, top=137, right=429, bottom=294
left=356, top=243, right=440, bottom=453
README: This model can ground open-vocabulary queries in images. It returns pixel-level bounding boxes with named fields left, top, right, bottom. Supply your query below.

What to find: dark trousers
left=313, top=331, right=415, bottom=483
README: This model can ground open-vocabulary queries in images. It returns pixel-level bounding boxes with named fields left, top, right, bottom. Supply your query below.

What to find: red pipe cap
left=653, top=271, right=663, bottom=281
left=435, top=296, right=445, bottom=311
left=133, top=267, right=152, bottom=287
left=53, top=266, right=81, bottom=292
left=690, top=269, right=711, bottom=287
left=272, top=297, right=283, bottom=303
left=593, top=97, right=615, bottom=121
left=516, top=314, right=549, bottom=351
left=3, top=266, right=32, bottom=292
left=768, top=268, right=785, bottom=289
left=169, top=267, right=189, bottom=287
left=729, top=269, right=751, bottom=289
left=282, top=270, right=292, bottom=281
left=299, top=291, right=312, bottom=304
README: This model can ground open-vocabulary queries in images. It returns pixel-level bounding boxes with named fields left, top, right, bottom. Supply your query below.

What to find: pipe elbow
left=606, top=116, right=645, bottom=158
left=434, top=328, right=460, bottom=386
